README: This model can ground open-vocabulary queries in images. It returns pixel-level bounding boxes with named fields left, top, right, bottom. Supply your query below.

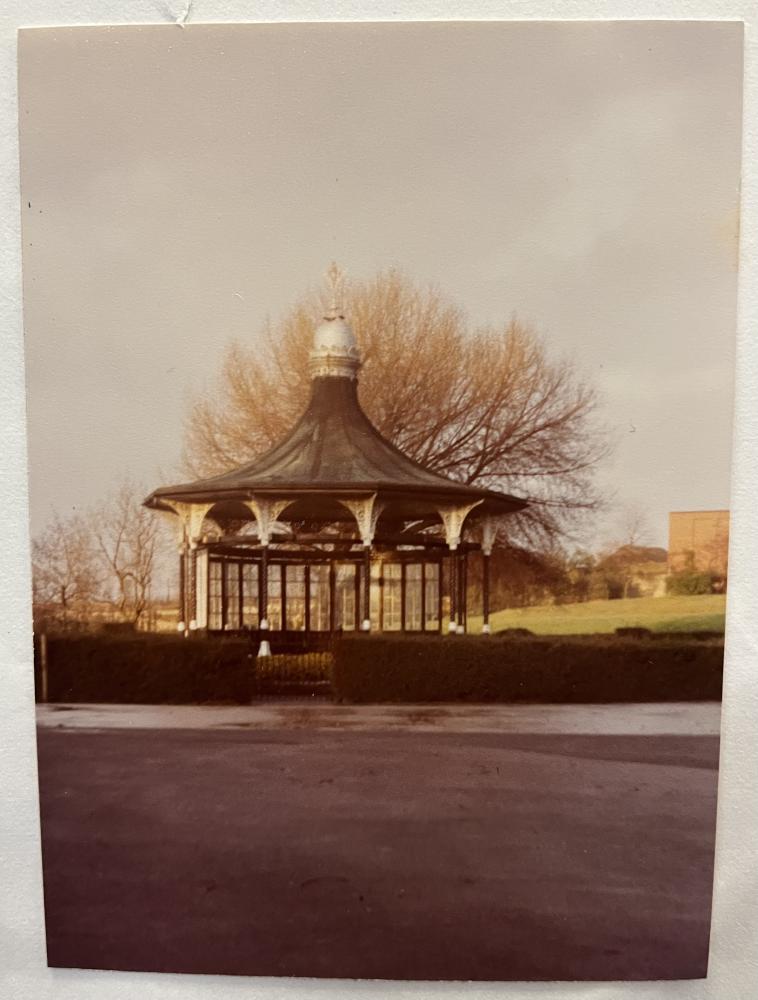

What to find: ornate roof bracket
left=161, top=500, right=216, bottom=549
left=244, top=497, right=292, bottom=547
left=437, top=500, right=483, bottom=551
left=154, top=507, right=188, bottom=551
left=339, top=494, right=386, bottom=547
left=481, top=515, right=500, bottom=556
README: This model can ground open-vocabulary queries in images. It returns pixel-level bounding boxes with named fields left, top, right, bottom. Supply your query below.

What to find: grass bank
left=471, top=593, right=726, bottom=636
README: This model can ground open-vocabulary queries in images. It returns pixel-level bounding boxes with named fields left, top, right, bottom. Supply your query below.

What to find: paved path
left=36, top=702, right=720, bottom=982
left=36, top=700, right=721, bottom=735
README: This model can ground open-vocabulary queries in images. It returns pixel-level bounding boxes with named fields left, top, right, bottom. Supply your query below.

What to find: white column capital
left=161, top=500, right=215, bottom=546
left=154, top=506, right=189, bottom=551
left=339, top=494, right=385, bottom=546
left=437, top=501, right=483, bottom=550
left=481, top=515, right=499, bottom=556
left=245, top=496, right=292, bottom=546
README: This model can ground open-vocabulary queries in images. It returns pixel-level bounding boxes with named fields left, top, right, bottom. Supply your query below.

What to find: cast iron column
left=457, top=550, right=466, bottom=634
left=258, top=546, right=271, bottom=657
left=448, top=550, right=457, bottom=633
left=178, top=545, right=187, bottom=636
left=328, top=561, right=336, bottom=634
left=361, top=545, right=372, bottom=631
left=482, top=550, right=491, bottom=635
left=188, top=545, right=197, bottom=634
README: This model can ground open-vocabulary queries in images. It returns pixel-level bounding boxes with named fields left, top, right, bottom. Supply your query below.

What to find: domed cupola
left=309, top=263, right=361, bottom=379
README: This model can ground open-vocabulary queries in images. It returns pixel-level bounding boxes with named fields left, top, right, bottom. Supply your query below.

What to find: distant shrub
left=494, top=627, right=534, bottom=637
left=666, top=571, right=715, bottom=596
left=332, top=634, right=723, bottom=704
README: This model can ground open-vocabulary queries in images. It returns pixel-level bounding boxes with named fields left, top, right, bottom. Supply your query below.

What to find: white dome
left=309, top=314, right=361, bottom=379
left=313, top=316, right=359, bottom=356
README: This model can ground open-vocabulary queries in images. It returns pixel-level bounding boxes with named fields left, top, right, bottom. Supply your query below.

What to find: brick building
left=668, top=510, right=730, bottom=578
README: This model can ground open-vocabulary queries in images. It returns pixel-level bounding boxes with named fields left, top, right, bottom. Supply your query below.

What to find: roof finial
left=311, top=262, right=360, bottom=379
left=325, top=261, right=345, bottom=320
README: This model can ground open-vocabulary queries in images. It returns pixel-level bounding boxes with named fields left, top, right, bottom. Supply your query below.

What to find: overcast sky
left=18, top=21, right=743, bottom=550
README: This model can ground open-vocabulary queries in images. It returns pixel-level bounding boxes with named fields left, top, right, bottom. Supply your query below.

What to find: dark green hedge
left=36, top=633, right=725, bottom=706
left=332, top=634, right=724, bottom=704
left=34, top=634, right=331, bottom=705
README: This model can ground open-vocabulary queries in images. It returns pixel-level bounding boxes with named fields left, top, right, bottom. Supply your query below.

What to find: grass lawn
left=472, top=593, right=726, bottom=636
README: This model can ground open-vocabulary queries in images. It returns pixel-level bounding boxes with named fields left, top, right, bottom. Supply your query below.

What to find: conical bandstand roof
left=145, top=376, right=526, bottom=522
left=146, top=267, right=527, bottom=527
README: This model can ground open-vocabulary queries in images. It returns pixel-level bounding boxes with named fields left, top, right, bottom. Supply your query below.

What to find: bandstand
left=144, top=268, right=527, bottom=654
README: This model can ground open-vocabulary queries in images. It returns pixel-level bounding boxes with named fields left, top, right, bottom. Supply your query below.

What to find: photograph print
left=20, top=20, right=742, bottom=982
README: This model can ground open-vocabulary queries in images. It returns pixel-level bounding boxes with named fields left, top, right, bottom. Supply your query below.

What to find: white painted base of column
left=189, top=620, right=198, bottom=631
left=258, top=640, right=271, bottom=658
left=260, top=619, right=269, bottom=631
left=482, top=623, right=491, bottom=635
left=177, top=622, right=186, bottom=633
left=456, top=624, right=465, bottom=635
left=361, top=619, right=371, bottom=632
left=448, top=620, right=457, bottom=634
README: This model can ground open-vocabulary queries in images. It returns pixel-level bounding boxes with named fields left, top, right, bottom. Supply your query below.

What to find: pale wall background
left=1, top=5, right=757, bottom=1000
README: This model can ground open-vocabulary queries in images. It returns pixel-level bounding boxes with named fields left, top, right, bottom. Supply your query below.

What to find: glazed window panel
left=225, top=562, right=240, bottom=630
left=309, top=564, right=330, bottom=631
left=424, top=562, right=440, bottom=631
left=209, top=556, right=443, bottom=634
left=241, top=563, right=259, bottom=627
left=286, top=564, right=306, bottom=631
left=267, top=564, right=282, bottom=631
left=383, top=563, right=402, bottom=631
left=208, top=560, right=223, bottom=630
left=335, top=563, right=356, bottom=630
left=405, top=563, right=423, bottom=631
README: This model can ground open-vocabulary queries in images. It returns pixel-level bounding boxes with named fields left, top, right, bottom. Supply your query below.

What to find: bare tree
left=92, top=481, right=160, bottom=626
left=614, top=502, right=652, bottom=548
left=183, top=270, right=609, bottom=545
left=31, top=512, right=101, bottom=629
